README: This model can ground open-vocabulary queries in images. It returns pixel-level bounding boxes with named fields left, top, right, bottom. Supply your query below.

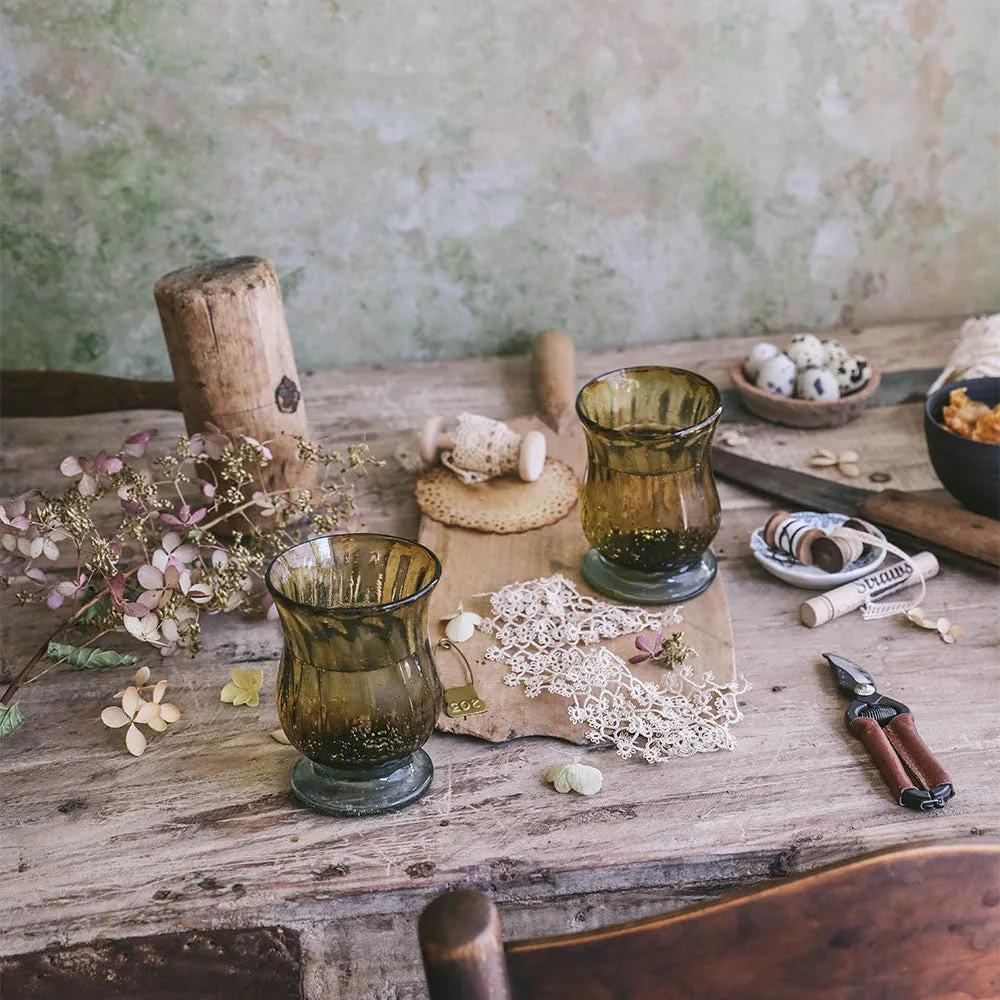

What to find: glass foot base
left=582, top=549, right=717, bottom=604
left=290, top=749, right=433, bottom=817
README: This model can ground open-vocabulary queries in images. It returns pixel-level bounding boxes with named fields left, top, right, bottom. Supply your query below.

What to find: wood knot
left=275, top=375, right=301, bottom=413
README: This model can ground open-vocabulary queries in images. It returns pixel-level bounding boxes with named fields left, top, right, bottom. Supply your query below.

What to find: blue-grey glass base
left=290, top=750, right=433, bottom=817
left=581, top=548, right=717, bottom=604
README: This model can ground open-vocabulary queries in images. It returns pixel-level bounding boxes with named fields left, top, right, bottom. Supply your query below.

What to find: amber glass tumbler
left=266, top=534, right=443, bottom=816
left=576, top=367, right=722, bottom=604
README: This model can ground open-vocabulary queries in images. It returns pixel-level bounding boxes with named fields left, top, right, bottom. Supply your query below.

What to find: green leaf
left=46, top=642, right=139, bottom=670
left=74, top=593, right=110, bottom=625
left=0, top=702, right=25, bottom=739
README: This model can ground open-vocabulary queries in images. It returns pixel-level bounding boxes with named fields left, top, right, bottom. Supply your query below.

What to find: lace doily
left=441, top=412, right=522, bottom=484
left=479, top=574, right=747, bottom=763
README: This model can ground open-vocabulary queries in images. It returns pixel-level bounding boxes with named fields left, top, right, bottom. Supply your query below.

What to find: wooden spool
left=154, top=256, right=314, bottom=496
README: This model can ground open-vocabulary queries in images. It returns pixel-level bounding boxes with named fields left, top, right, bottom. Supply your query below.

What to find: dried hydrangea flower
left=221, top=667, right=264, bottom=707
left=100, top=680, right=180, bottom=757
left=543, top=761, right=603, bottom=795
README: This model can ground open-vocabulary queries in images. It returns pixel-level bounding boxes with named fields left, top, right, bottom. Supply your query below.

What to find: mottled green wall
left=2, top=0, right=998, bottom=377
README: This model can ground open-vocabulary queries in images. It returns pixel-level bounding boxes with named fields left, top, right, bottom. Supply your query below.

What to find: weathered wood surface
left=1, top=319, right=998, bottom=1000
left=423, top=413, right=736, bottom=743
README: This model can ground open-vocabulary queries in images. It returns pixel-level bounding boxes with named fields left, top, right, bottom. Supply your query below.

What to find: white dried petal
left=552, top=765, right=572, bottom=793
left=134, top=702, right=161, bottom=725
left=565, top=762, right=603, bottom=796
left=147, top=716, right=168, bottom=732
left=101, top=706, right=131, bottom=729
left=808, top=454, right=839, bottom=468
left=948, top=624, right=965, bottom=641
left=134, top=666, right=151, bottom=686
left=838, top=450, right=859, bottom=463
left=152, top=679, right=168, bottom=704
left=839, top=463, right=861, bottom=478
left=121, top=687, right=140, bottom=716
left=159, top=703, right=181, bottom=724
left=445, top=612, right=479, bottom=643
left=125, top=723, right=147, bottom=757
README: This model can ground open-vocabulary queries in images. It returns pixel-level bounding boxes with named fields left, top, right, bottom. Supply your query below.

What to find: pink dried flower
left=188, top=423, right=229, bottom=460
left=60, top=450, right=123, bottom=495
left=629, top=628, right=664, bottom=665
left=122, top=430, right=157, bottom=458
left=45, top=573, right=88, bottom=609
left=159, top=504, right=207, bottom=528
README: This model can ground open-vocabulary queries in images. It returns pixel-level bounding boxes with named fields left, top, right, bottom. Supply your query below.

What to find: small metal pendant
left=444, top=684, right=486, bottom=718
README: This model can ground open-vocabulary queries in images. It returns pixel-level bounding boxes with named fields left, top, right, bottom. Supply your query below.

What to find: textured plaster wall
left=1, top=0, right=998, bottom=377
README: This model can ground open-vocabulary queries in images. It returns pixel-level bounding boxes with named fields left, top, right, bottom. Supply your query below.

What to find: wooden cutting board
left=418, top=332, right=736, bottom=745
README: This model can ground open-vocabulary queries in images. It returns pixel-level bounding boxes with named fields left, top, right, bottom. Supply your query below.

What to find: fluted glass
left=267, top=533, right=442, bottom=816
left=576, top=366, right=722, bottom=603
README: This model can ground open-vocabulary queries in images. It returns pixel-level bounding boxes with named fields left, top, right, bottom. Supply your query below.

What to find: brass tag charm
left=444, top=684, right=487, bottom=718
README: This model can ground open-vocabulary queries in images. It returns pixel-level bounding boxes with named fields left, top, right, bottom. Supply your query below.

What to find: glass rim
left=265, top=532, right=442, bottom=614
left=575, top=365, right=723, bottom=440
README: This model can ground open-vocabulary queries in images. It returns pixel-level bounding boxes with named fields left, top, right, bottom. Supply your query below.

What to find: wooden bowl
left=728, top=360, right=881, bottom=429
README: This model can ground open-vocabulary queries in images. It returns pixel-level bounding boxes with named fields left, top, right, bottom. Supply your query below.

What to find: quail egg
left=785, top=333, right=826, bottom=370
left=796, top=366, right=841, bottom=401
left=743, top=342, right=779, bottom=383
left=834, top=355, right=872, bottom=395
left=821, top=339, right=850, bottom=369
left=757, top=353, right=797, bottom=397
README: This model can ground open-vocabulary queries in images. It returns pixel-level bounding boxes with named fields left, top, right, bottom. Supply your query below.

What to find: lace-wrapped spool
left=420, top=412, right=546, bottom=484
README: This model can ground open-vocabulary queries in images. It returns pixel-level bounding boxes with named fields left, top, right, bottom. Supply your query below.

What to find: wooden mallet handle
left=533, top=329, right=577, bottom=434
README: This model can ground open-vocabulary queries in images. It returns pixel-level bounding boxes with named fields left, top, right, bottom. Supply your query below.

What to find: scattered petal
left=147, top=716, right=168, bottom=732
left=125, top=723, right=147, bottom=757
left=270, top=728, right=292, bottom=745
left=121, top=687, right=140, bottom=716
left=159, top=704, right=181, bottom=724
left=134, top=701, right=161, bottom=725
left=135, top=666, right=151, bottom=686
left=152, top=679, right=168, bottom=704
left=220, top=682, right=240, bottom=704
left=101, top=706, right=131, bottom=728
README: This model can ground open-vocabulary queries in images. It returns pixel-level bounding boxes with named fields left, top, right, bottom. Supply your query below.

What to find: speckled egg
left=821, top=339, right=849, bottom=369
left=796, top=366, right=841, bottom=401
left=757, top=353, right=797, bottom=397
left=743, top=342, right=779, bottom=383
left=834, top=355, right=872, bottom=395
left=785, top=333, right=826, bottom=370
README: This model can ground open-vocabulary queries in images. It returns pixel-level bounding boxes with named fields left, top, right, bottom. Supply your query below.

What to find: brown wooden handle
left=0, top=371, right=180, bottom=418
left=532, top=329, right=577, bottom=434
left=858, top=490, right=1000, bottom=567
left=885, top=713, right=952, bottom=794
left=419, top=890, right=512, bottom=1000
left=849, top=716, right=913, bottom=805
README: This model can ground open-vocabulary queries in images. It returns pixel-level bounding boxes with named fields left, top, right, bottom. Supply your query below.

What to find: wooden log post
left=154, top=256, right=314, bottom=497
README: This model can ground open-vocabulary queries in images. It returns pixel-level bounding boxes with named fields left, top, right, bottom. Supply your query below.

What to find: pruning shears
left=825, top=653, right=954, bottom=811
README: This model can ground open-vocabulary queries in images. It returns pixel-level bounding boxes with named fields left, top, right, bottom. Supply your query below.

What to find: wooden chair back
left=419, top=840, right=999, bottom=1000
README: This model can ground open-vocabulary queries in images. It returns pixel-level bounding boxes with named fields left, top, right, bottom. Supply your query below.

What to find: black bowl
left=924, top=377, right=1000, bottom=519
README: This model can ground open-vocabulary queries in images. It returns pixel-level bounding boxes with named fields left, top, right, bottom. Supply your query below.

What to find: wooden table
left=2, top=319, right=997, bottom=998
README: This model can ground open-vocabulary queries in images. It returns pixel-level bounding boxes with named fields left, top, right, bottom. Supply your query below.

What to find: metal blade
left=712, top=448, right=874, bottom=515
left=823, top=652, right=877, bottom=697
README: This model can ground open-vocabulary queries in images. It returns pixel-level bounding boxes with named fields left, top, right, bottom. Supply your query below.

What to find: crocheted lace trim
left=479, top=574, right=747, bottom=762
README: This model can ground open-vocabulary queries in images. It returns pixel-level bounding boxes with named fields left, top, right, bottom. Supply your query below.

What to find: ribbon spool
left=420, top=412, right=546, bottom=484
left=764, top=512, right=824, bottom=565
left=811, top=518, right=877, bottom=573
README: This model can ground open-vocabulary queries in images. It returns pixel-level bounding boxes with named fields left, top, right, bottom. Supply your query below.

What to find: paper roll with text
left=800, top=551, right=940, bottom=628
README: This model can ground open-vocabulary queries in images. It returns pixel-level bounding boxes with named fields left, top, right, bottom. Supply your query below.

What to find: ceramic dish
left=729, top=360, right=881, bottom=429
left=750, top=510, right=886, bottom=589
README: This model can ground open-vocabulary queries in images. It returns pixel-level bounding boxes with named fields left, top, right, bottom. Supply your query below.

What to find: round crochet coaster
left=416, top=458, right=579, bottom=534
